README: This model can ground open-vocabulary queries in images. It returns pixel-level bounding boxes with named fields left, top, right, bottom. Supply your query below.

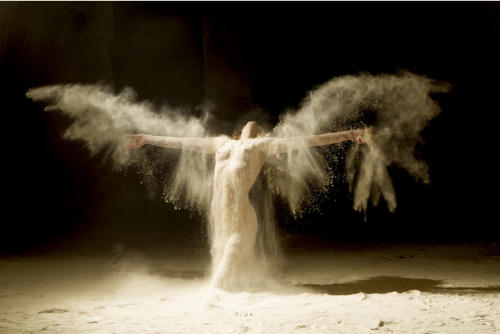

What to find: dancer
left=127, top=121, right=367, bottom=290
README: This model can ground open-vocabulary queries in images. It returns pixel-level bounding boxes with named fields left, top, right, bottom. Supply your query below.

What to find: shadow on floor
left=145, top=269, right=500, bottom=295
left=149, top=268, right=207, bottom=279
left=301, top=276, right=500, bottom=295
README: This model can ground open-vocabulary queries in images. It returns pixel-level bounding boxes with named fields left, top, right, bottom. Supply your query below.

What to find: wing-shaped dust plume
left=27, top=83, right=223, bottom=212
left=268, top=71, right=450, bottom=216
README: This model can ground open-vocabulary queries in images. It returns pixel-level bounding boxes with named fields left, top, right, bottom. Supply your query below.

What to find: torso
left=211, top=138, right=269, bottom=234
left=210, top=138, right=270, bottom=288
left=212, top=138, right=268, bottom=253
left=214, top=139, right=268, bottom=195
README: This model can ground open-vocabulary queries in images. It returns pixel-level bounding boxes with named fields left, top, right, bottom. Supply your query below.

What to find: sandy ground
left=1, top=235, right=499, bottom=334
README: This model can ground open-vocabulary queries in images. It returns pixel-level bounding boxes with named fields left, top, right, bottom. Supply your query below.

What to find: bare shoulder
left=213, top=136, right=232, bottom=148
left=250, top=137, right=276, bottom=149
left=247, top=137, right=279, bottom=157
left=254, top=137, right=277, bottom=146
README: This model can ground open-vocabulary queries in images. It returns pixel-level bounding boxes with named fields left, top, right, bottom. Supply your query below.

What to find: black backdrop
left=1, top=2, right=499, bottom=252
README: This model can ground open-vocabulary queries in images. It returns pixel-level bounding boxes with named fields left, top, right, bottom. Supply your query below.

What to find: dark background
left=1, top=2, right=499, bottom=253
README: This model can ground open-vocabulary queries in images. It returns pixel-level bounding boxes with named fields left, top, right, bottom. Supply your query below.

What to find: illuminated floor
left=1, top=235, right=499, bottom=333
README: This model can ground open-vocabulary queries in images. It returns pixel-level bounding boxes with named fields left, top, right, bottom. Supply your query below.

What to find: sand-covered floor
left=1, top=235, right=499, bottom=333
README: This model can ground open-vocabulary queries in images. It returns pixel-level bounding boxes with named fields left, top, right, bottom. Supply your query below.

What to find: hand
left=350, top=129, right=367, bottom=144
left=127, top=134, right=147, bottom=150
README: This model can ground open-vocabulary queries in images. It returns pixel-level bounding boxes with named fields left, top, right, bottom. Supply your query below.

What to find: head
left=231, top=109, right=274, bottom=139
left=233, top=121, right=266, bottom=140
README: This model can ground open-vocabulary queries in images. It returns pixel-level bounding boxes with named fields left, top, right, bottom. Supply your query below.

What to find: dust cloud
left=271, top=71, right=450, bottom=216
left=26, top=83, right=217, bottom=211
left=26, top=71, right=450, bottom=290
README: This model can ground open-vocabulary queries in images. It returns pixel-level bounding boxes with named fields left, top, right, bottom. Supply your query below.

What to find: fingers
left=352, top=130, right=366, bottom=144
left=351, top=130, right=365, bottom=142
left=126, top=134, right=142, bottom=150
left=126, top=141, right=138, bottom=150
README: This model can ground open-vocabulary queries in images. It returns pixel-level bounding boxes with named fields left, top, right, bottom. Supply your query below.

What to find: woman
left=128, top=121, right=366, bottom=290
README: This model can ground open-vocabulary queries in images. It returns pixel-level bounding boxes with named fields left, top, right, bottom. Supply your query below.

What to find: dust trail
left=26, top=84, right=218, bottom=213
left=26, top=71, right=450, bottom=290
left=270, top=71, right=450, bottom=216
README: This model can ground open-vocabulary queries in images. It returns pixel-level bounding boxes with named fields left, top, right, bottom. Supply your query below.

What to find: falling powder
left=26, top=71, right=450, bottom=290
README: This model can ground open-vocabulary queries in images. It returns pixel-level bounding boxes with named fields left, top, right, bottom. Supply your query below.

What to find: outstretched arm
left=266, top=129, right=367, bottom=155
left=127, top=134, right=218, bottom=154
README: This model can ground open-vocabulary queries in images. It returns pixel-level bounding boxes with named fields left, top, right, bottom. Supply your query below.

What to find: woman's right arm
left=127, top=134, right=218, bottom=154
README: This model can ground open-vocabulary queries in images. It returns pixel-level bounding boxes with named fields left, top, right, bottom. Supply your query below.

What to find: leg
left=211, top=201, right=258, bottom=291
left=210, top=233, right=241, bottom=290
